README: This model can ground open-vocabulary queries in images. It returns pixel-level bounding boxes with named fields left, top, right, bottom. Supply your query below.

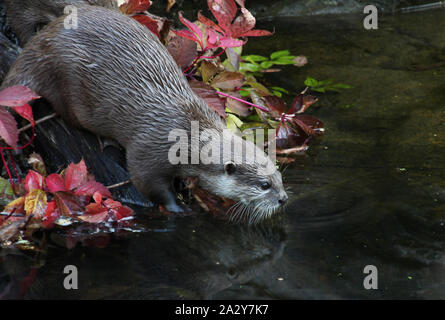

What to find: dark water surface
left=2, top=10, right=445, bottom=299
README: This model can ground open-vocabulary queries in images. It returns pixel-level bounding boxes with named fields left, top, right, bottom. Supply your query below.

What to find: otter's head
left=182, top=130, right=288, bottom=224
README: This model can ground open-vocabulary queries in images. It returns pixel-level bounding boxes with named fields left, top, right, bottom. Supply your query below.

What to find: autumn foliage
left=0, top=158, right=133, bottom=246
left=0, top=85, right=40, bottom=147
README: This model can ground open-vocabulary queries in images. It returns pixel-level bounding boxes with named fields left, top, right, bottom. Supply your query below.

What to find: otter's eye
left=261, top=182, right=271, bottom=190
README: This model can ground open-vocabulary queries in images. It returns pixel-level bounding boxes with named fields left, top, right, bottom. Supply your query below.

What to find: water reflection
left=0, top=215, right=287, bottom=299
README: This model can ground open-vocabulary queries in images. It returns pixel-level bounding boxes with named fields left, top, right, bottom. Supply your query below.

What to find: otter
left=4, top=0, right=118, bottom=45
left=2, top=6, right=288, bottom=222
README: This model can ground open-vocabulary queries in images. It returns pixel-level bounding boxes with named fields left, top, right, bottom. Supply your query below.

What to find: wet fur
left=4, top=0, right=118, bottom=45
left=2, top=6, right=287, bottom=220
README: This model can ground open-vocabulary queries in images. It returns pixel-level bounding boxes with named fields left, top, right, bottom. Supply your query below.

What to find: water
left=1, top=9, right=445, bottom=299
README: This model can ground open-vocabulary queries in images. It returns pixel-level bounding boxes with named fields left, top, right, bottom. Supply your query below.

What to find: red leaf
left=210, top=71, right=245, bottom=91
left=120, top=0, right=152, bottom=14
left=226, top=92, right=251, bottom=116
left=79, top=208, right=109, bottom=224
left=190, top=80, right=227, bottom=118
left=132, top=14, right=160, bottom=38
left=204, top=1, right=272, bottom=40
left=208, top=0, right=238, bottom=33
left=46, top=174, right=66, bottom=193
left=167, top=35, right=198, bottom=69
left=288, top=94, right=318, bottom=114
left=177, top=12, right=204, bottom=48
left=206, top=28, right=219, bottom=48
left=79, top=195, right=133, bottom=223
left=13, top=103, right=34, bottom=125
left=80, top=192, right=108, bottom=223
left=231, top=7, right=255, bottom=37
left=93, top=192, right=103, bottom=205
left=197, top=11, right=224, bottom=34
left=24, top=170, right=44, bottom=193
left=116, top=206, right=134, bottom=220
left=238, top=29, right=273, bottom=37
left=172, top=29, right=199, bottom=44
left=54, top=192, right=86, bottom=216
left=42, top=201, right=60, bottom=229
left=292, top=115, right=324, bottom=137
left=217, top=37, right=244, bottom=48
left=0, top=86, right=40, bottom=107
left=104, top=198, right=123, bottom=210
left=74, top=181, right=112, bottom=198
left=276, top=121, right=307, bottom=150
left=264, top=95, right=286, bottom=118
left=64, top=159, right=88, bottom=191
left=103, top=198, right=134, bottom=220
left=0, top=108, right=18, bottom=147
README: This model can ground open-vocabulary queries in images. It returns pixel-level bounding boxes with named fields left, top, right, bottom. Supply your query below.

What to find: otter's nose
left=278, top=193, right=288, bottom=206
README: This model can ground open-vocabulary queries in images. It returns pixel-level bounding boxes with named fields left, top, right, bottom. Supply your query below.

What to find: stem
left=18, top=113, right=57, bottom=132
left=215, top=91, right=270, bottom=113
left=183, top=48, right=226, bottom=75
left=107, top=180, right=131, bottom=190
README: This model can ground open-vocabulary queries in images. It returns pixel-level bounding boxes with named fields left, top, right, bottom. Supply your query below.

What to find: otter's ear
left=224, top=161, right=236, bottom=175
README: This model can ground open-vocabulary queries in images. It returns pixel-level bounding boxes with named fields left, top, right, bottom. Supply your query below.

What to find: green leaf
left=240, top=62, right=262, bottom=73
left=331, top=83, right=353, bottom=89
left=260, top=61, right=276, bottom=69
left=270, top=86, right=290, bottom=94
left=272, top=91, right=283, bottom=97
left=243, top=55, right=268, bottom=63
left=304, top=77, right=319, bottom=87
left=273, top=56, right=297, bottom=65
left=270, top=50, right=290, bottom=60
left=243, top=114, right=262, bottom=122
left=244, top=79, right=270, bottom=95
left=222, top=58, right=236, bottom=72
left=239, top=89, right=250, bottom=97
left=226, top=114, right=244, bottom=132
left=240, top=122, right=269, bottom=132
left=317, top=79, right=334, bottom=86
left=267, top=119, right=281, bottom=129
left=0, top=177, right=15, bottom=206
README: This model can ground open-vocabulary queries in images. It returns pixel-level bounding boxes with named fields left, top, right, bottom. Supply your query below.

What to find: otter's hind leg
left=1, top=40, right=82, bottom=127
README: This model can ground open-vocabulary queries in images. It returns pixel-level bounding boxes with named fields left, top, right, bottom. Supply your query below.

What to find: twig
left=107, top=180, right=131, bottom=190
left=18, top=113, right=58, bottom=132
left=276, top=145, right=308, bottom=155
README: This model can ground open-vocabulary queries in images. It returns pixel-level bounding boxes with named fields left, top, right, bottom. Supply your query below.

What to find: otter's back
left=3, top=6, right=198, bottom=145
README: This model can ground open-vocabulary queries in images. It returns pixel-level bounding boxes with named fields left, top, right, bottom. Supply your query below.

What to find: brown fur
left=4, top=0, right=118, bottom=45
left=2, top=6, right=287, bottom=219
